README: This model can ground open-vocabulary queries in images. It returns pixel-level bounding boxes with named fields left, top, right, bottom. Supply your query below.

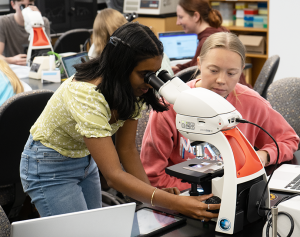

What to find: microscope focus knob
left=205, top=196, right=221, bottom=213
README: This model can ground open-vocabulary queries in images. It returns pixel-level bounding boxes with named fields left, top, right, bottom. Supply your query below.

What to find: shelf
left=210, top=0, right=269, bottom=86
left=225, top=26, right=268, bottom=32
left=246, top=53, right=268, bottom=59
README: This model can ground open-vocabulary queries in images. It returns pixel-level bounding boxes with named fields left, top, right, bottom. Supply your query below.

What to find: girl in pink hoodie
left=141, top=32, right=299, bottom=191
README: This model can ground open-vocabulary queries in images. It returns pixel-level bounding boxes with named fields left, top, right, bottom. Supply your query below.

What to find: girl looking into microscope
left=20, top=22, right=219, bottom=222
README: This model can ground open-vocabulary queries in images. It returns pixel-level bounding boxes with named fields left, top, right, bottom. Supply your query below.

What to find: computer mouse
left=205, top=196, right=221, bottom=213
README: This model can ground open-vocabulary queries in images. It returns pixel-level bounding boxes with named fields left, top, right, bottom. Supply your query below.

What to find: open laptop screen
left=61, top=52, right=89, bottom=78
left=11, top=203, right=136, bottom=237
left=158, top=32, right=198, bottom=61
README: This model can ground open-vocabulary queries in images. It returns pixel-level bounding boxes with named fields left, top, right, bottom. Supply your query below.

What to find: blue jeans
left=20, top=135, right=102, bottom=217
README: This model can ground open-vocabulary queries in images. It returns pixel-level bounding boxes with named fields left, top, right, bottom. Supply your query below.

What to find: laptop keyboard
left=285, top=174, right=300, bottom=190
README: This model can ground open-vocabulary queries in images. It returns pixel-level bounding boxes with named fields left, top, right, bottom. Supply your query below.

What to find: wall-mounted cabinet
left=35, top=0, right=97, bottom=34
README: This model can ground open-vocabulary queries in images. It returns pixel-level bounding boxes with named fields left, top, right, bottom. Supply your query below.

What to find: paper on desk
left=9, top=64, right=30, bottom=79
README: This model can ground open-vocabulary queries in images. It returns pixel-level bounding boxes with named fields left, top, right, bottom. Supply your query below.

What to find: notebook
left=10, top=203, right=136, bottom=237
left=268, top=164, right=300, bottom=193
left=61, top=51, right=89, bottom=78
left=158, top=31, right=198, bottom=61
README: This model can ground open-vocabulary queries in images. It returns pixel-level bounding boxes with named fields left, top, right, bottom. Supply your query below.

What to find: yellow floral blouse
left=31, top=77, right=143, bottom=158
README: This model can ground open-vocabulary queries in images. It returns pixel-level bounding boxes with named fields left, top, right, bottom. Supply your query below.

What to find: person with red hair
left=172, top=0, right=250, bottom=87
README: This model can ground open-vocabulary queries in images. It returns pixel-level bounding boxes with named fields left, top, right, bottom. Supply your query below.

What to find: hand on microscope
left=175, top=193, right=220, bottom=221
left=24, top=5, right=40, bottom=12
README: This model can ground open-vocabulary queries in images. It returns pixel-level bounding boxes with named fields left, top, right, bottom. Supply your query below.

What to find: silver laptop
left=268, top=164, right=300, bottom=193
left=61, top=51, right=89, bottom=78
left=158, top=31, right=198, bottom=61
left=11, top=203, right=136, bottom=237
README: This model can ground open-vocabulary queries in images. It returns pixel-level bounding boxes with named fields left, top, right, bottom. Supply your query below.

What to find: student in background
left=20, top=22, right=220, bottom=221
left=0, top=59, right=24, bottom=106
left=172, top=0, right=227, bottom=74
left=91, top=8, right=127, bottom=58
left=141, top=32, right=299, bottom=191
left=0, top=0, right=50, bottom=65
left=172, top=0, right=250, bottom=87
left=91, top=8, right=174, bottom=76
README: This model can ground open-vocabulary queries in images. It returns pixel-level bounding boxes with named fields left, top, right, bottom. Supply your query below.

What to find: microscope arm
left=145, top=71, right=269, bottom=234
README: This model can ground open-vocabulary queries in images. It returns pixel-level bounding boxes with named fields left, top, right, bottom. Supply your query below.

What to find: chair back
left=253, top=55, right=280, bottom=98
left=174, top=66, right=199, bottom=83
left=136, top=109, right=151, bottom=154
left=0, top=90, right=53, bottom=219
left=53, top=29, right=91, bottom=54
left=267, top=77, right=300, bottom=149
left=0, top=90, right=54, bottom=185
left=0, top=205, right=10, bottom=237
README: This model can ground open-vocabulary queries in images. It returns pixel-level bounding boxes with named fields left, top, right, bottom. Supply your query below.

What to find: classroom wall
left=269, top=0, right=300, bottom=81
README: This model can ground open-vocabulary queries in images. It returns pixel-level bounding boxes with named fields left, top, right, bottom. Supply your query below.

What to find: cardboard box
left=238, top=35, right=265, bottom=54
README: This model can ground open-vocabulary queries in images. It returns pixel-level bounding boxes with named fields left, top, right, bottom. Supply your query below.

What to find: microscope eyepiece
left=20, top=3, right=33, bottom=10
left=144, top=71, right=155, bottom=84
left=157, top=70, right=173, bottom=82
left=144, top=71, right=164, bottom=91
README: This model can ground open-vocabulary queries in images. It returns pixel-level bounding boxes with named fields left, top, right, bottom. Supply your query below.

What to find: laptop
left=158, top=31, right=198, bottom=61
left=10, top=203, right=136, bottom=237
left=268, top=164, right=300, bottom=193
left=61, top=51, right=90, bottom=78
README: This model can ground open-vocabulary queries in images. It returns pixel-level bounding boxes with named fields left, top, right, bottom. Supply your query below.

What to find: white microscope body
left=146, top=71, right=270, bottom=234
left=22, top=7, right=53, bottom=66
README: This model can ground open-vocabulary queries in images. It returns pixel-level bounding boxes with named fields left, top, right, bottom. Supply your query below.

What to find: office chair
left=83, top=37, right=92, bottom=52
left=0, top=90, right=54, bottom=221
left=174, top=65, right=199, bottom=83
left=53, top=29, right=91, bottom=54
left=136, top=108, right=151, bottom=154
left=267, top=77, right=300, bottom=149
left=0, top=205, right=10, bottom=236
left=253, top=55, right=280, bottom=99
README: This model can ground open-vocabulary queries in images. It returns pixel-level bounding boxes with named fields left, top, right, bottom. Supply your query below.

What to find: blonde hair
left=197, top=32, right=246, bottom=99
left=200, top=32, right=246, bottom=67
left=92, top=8, right=127, bottom=56
left=0, top=59, right=24, bottom=94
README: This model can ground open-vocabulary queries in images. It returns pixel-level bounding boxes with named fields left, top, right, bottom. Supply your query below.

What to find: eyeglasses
left=20, top=3, right=34, bottom=10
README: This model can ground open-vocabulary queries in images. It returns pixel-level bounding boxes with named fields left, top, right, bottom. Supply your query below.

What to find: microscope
left=21, top=6, right=53, bottom=66
left=144, top=70, right=270, bottom=235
